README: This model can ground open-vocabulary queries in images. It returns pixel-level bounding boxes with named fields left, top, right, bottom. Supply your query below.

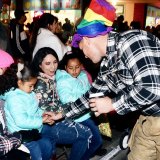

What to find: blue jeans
left=80, top=118, right=103, bottom=160
left=24, top=137, right=53, bottom=160
left=41, top=120, right=92, bottom=160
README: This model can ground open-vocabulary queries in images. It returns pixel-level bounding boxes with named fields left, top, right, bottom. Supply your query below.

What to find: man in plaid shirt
left=52, top=0, right=160, bottom=159
left=65, top=29, right=160, bottom=118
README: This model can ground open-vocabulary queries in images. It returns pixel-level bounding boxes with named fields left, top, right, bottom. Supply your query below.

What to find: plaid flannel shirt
left=63, top=30, right=160, bottom=118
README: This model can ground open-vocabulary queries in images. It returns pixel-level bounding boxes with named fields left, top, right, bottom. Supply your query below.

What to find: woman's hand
left=89, top=96, right=115, bottom=116
left=42, top=111, right=63, bottom=124
left=42, top=112, right=55, bottom=125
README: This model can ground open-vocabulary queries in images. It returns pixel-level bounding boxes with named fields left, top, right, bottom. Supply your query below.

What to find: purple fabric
left=72, top=27, right=112, bottom=48
left=96, top=0, right=115, bottom=10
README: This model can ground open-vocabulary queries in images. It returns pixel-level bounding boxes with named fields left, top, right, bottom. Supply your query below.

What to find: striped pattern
left=84, top=8, right=113, bottom=27
left=72, top=0, right=116, bottom=48
left=84, top=0, right=116, bottom=26
left=78, top=0, right=116, bottom=29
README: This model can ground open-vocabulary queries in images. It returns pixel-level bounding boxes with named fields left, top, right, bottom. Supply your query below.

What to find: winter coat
left=4, top=89, right=43, bottom=133
left=56, top=69, right=91, bottom=122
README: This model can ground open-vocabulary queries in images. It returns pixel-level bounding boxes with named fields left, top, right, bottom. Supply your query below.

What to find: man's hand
left=89, top=96, right=115, bottom=116
left=52, top=112, right=63, bottom=121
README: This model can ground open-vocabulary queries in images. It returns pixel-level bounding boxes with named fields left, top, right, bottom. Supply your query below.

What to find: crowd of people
left=112, top=14, right=160, bottom=40
left=0, top=2, right=103, bottom=160
left=0, top=0, right=160, bottom=160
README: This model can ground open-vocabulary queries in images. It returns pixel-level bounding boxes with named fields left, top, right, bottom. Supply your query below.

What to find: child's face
left=18, top=78, right=37, bottom=93
left=0, top=67, right=7, bottom=75
left=40, top=54, right=58, bottom=77
left=65, top=58, right=81, bottom=78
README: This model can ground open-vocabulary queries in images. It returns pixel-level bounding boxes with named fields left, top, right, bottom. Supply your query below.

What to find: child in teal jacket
left=3, top=64, right=54, bottom=160
left=56, top=51, right=103, bottom=159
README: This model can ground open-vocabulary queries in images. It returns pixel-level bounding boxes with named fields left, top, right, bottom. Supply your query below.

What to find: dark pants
left=1, top=149, right=30, bottom=160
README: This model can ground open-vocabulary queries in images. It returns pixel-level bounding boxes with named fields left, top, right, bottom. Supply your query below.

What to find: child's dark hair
left=0, top=64, right=18, bottom=95
left=58, top=51, right=83, bottom=70
left=0, top=64, right=37, bottom=95
left=17, top=65, right=38, bottom=82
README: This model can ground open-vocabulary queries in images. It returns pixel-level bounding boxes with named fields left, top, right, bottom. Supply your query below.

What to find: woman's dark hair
left=18, top=65, right=37, bottom=82
left=58, top=50, right=83, bottom=70
left=0, top=64, right=18, bottom=95
left=31, top=47, right=59, bottom=74
left=30, top=13, right=58, bottom=52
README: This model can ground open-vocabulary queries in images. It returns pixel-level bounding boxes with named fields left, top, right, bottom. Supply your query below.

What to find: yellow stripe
left=84, top=8, right=113, bottom=26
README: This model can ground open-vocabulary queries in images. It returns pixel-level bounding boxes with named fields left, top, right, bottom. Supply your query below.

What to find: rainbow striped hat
left=72, top=0, right=116, bottom=48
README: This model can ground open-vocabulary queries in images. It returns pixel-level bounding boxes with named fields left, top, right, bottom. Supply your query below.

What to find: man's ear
left=83, top=37, right=90, bottom=46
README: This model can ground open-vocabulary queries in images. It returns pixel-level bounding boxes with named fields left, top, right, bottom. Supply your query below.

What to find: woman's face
left=39, top=54, right=58, bottom=77
left=48, top=21, right=58, bottom=33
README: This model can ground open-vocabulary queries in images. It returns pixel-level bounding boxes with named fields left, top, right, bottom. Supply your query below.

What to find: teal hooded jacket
left=4, top=89, right=43, bottom=133
left=56, top=69, right=91, bottom=122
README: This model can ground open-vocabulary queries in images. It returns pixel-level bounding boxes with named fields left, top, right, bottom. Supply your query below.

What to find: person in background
left=62, top=18, right=73, bottom=44
left=32, top=47, right=92, bottom=160
left=0, top=22, right=11, bottom=54
left=51, top=0, right=160, bottom=160
left=0, top=49, right=30, bottom=160
left=3, top=64, right=55, bottom=160
left=56, top=51, right=103, bottom=159
left=130, top=21, right=141, bottom=29
left=55, top=22, right=64, bottom=42
left=62, top=18, right=73, bottom=34
left=30, top=13, right=71, bottom=61
left=9, top=9, right=31, bottom=63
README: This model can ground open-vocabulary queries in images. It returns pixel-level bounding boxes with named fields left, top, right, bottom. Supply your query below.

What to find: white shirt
left=32, top=28, right=71, bottom=61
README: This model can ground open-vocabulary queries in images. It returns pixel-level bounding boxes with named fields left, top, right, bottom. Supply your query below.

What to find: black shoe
left=95, top=148, right=107, bottom=156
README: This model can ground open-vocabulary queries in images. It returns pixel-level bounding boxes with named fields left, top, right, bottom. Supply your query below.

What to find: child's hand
left=42, top=112, right=55, bottom=125
left=47, top=119, right=55, bottom=125
left=44, top=111, right=63, bottom=121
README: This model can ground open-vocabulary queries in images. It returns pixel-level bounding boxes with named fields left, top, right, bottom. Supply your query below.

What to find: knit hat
left=0, top=49, right=14, bottom=68
left=72, top=0, right=116, bottom=48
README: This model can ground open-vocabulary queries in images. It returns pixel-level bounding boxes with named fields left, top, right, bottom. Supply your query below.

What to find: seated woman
left=32, top=47, right=92, bottom=160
